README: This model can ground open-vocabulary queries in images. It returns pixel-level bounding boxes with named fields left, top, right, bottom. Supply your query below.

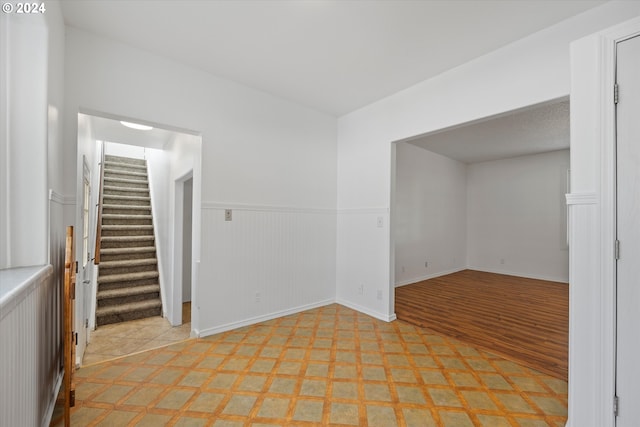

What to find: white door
left=616, top=34, right=640, bottom=427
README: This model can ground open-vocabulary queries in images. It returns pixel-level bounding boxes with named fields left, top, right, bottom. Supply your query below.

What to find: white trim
left=335, top=298, right=397, bottom=322
left=565, top=192, right=598, bottom=205
left=466, top=266, right=569, bottom=284
left=194, top=299, right=335, bottom=338
left=146, top=156, right=168, bottom=320
left=48, top=189, right=65, bottom=204
left=395, top=267, right=568, bottom=288
left=43, top=370, right=63, bottom=427
left=394, top=267, right=467, bottom=287
left=202, top=201, right=334, bottom=214
left=337, top=207, right=389, bottom=215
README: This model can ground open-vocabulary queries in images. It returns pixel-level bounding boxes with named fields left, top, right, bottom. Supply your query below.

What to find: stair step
left=99, top=258, right=157, bottom=268
left=101, top=236, right=154, bottom=250
left=101, top=235, right=154, bottom=243
left=102, top=213, right=152, bottom=220
left=96, top=299, right=162, bottom=326
left=103, top=194, right=150, bottom=203
left=102, top=196, right=151, bottom=207
left=102, top=204, right=152, bottom=215
left=105, top=155, right=146, bottom=166
left=103, top=185, right=149, bottom=195
left=98, top=270, right=159, bottom=284
left=102, top=224, right=153, bottom=231
left=105, top=168, right=147, bottom=177
left=104, top=177, right=149, bottom=188
left=100, top=246, right=156, bottom=255
left=98, top=257, right=157, bottom=275
left=99, top=248, right=156, bottom=262
left=104, top=160, right=147, bottom=171
left=97, top=284, right=160, bottom=301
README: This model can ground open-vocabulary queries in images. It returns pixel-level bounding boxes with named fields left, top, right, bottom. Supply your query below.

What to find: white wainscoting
left=196, top=203, right=337, bottom=337
left=0, top=265, right=62, bottom=427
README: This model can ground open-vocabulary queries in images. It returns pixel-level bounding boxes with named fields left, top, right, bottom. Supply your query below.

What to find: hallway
left=82, top=303, right=192, bottom=366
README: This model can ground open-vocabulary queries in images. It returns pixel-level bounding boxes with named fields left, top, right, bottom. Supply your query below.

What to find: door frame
left=171, top=170, right=194, bottom=326
left=568, top=16, right=640, bottom=427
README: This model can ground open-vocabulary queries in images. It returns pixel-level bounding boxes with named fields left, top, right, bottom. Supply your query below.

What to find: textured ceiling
left=60, top=0, right=605, bottom=116
left=406, top=99, right=570, bottom=164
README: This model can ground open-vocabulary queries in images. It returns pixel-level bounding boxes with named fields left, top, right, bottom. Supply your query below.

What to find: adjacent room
left=393, top=99, right=570, bottom=379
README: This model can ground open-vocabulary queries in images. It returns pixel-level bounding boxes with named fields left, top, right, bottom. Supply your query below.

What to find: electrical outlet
left=255, top=291, right=261, bottom=302
left=401, top=266, right=405, bottom=274
left=358, top=284, right=364, bottom=295
left=225, top=209, right=232, bottom=221
left=377, top=290, right=383, bottom=300
left=425, top=261, right=428, bottom=268
left=500, top=258, right=505, bottom=265
left=376, top=216, right=383, bottom=228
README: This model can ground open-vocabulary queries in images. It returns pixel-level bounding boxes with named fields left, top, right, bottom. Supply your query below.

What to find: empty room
left=2, top=1, right=640, bottom=427
left=393, top=100, right=570, bottom=380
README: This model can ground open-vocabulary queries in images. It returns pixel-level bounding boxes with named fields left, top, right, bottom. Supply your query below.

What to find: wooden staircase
left=96, top=155, right=162, bottom=326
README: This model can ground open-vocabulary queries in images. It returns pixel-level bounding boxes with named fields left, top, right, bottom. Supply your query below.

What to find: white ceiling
left=89, top=114, right=179, bottom=149
left=405, top=99, right=570, bottom=164
left=60, top=0, right=605, bottom=117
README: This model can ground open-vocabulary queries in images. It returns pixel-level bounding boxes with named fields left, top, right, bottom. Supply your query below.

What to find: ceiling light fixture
left=120, top=120, right=153, bottom=131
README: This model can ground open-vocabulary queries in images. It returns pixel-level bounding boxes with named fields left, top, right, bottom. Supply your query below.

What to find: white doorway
left=615, top=33, right=640, bottom=427
left=172, top=172, right=194, bottom=326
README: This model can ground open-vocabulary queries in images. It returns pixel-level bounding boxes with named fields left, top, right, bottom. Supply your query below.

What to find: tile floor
left=52, top=304, right=567, bottom=426
left=82, top=303, right=192, bottom=366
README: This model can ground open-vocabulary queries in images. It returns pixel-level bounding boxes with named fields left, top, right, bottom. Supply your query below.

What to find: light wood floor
left=395, top=270, right=568, bottom=379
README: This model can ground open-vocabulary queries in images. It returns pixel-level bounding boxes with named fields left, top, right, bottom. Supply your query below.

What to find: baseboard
left=43, top=370, right=64, bottom=427
left=335, top=298, right=396, bottom=322
left=195, top=298, right=335, bottom=338
left=395, top=267, right=467, bottom=287
left=466, top=266, right=569, bottom=284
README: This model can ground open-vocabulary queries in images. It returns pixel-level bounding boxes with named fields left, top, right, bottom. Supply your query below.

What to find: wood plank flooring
left=395, top=270, right=568, bottom=379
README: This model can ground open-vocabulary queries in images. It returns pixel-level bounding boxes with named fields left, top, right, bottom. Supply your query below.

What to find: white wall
left=166, top=133, right=199, bottom=327
left=104, top=141, right=145, bottom=159
left=336, top=1, right=640, bottom=321
left=0, top=13, right=48, bottom=268
left=63, top=28, right=337, bottom=335
left=394, top=143, right=467, bottom=286
left=394, top=147, right=569, bottom=286
left=467, top=150, right=569, bottom=282
left=0, top=2, right=67, bottom=424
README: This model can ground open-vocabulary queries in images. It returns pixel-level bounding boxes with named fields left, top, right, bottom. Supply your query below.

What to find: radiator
left=0, top=265, right=63, bottom=427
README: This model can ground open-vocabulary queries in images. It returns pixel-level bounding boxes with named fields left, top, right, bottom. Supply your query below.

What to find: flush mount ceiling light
left=120, top=120, right=153, bottom=131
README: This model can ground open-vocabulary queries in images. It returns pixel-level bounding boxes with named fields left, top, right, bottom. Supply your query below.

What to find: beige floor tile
left=367, top=405, right=398, bottom=427
left=222, top=395, right=257, bottom=416
left=53, top=304, right=568, bottom=427
left=329, top=402, right=360, bottom=425
left=439, top=410, right=474, bottom=427
left=402, top=408, right=437, bottom=427
left=292, top=399, right=323, bottom=422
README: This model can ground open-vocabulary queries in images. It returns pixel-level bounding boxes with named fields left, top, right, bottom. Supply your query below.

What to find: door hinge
left=614, top=83, right=619, bottom=104
left=615, top=240, right=620, bottom=260
left=85, top=318, right=89, bottom=328
left=614, top=395, right=619, bottom=416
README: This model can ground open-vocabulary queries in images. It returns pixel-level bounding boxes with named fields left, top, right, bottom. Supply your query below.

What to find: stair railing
left=94, top=143, right=105, bottom=265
